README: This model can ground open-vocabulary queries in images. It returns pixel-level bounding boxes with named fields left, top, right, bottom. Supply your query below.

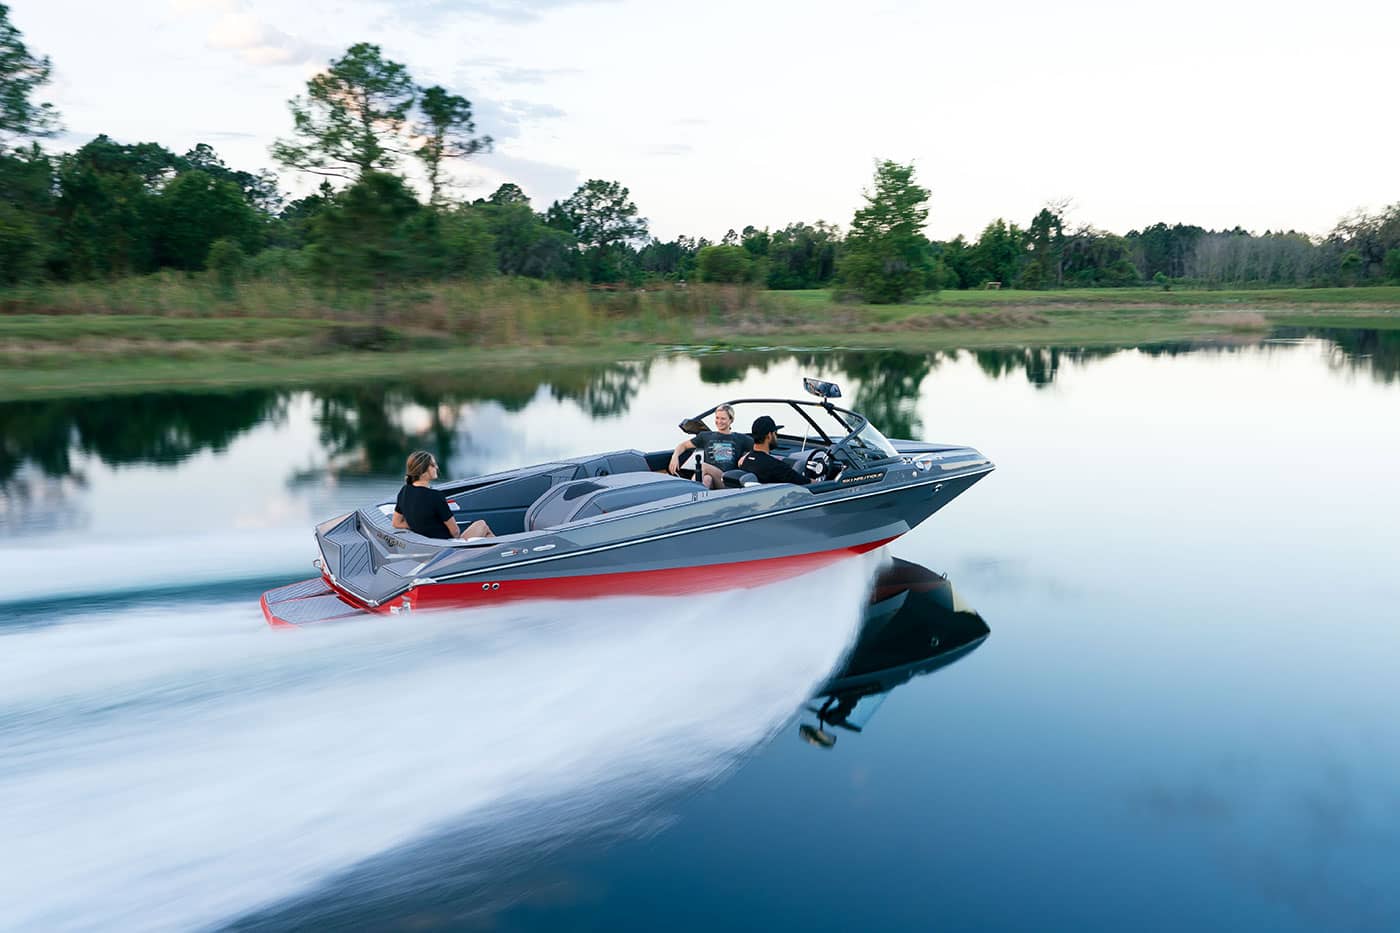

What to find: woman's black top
left=692, top=430, right=753, bottom=472
left=395, top=483, right=453, bottom=538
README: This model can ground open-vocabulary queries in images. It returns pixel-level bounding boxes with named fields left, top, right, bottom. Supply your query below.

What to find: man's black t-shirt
left=692, top=430, right=753, bottom=472
left=395, top=483, right=454, bottom=538
left=739, top=449, right=810, bottom=485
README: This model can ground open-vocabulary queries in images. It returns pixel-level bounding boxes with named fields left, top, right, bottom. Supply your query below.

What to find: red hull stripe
left=264, top=536, right=897, bottom=626
left=408, top=535, right=897, bottom=611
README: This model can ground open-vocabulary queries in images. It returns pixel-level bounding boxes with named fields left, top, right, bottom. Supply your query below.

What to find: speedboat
left=799, top=557, right=990, bottom=748
left=260, top=379, right=994, bottom=626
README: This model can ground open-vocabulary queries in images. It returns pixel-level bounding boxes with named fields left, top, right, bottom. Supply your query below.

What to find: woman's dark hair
left=405, top=450, right=435, bottom=485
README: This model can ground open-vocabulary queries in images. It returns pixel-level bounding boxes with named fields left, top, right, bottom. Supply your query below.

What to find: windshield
left=841, top=422, right=900, bottom=467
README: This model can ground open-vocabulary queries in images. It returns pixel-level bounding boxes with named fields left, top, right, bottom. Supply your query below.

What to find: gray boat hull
left=263, top=440, right=993, bottom=626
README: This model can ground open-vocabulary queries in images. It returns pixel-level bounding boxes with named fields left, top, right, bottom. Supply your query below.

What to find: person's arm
left=782, top=462, right=812, bottom=485
left=752, top=452, right=809, bottom=485
left=668, top=437, right=696, bottom=475
left=392, top=511, right=410, bottom=529
left=434, top=492, right=459, bottom=538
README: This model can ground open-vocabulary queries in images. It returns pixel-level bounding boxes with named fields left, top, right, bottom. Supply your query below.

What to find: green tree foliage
left=53, top=136, right=182, bottom=278
left=1129, top=222, right=1203, bottom=281
left=272, top=43, right=416, bottom=180
left=154, top=170, right=263, bottom=270
left=837, top=160, right=932, bottom=303
left=1339, top=249, right=1362, bottom=284
left=1060, top=228, right=1137, bottom=286
left=1025, top=206, right=1065, bottom=286
left=0, top=143, right=53, bottom=282
left=969, top=219, right=1022, bottom=287
left=473, top=185, right=577, bottom=278
left=936, top=236, right=973, bottom=289
left=1327, top=205, right=1400, bottom=283
left=310, top=171, right=422, bottom=320
left=47, top=137, right=276, bottom=279
left=206, top=236, right=247, bottom=297
left=0, top=3, right=58, bottom=142
left=696, top=244, right=753, bottom=283
left=1385, top=248, right=1400, bottom=283
left=414, top=85, right=492, bottom=206
left=276, top=181, right=335, bottom=249
left=740, top=225, right=770, bottom=258
left=488, top=182, right=528, bottom=205
left=637, top=235, right=703, bottom=280
left=437, top=208, right=497, bottom=277
left=551, top=179, right=649, bottom=283
left=1017, top=259, right=1045, bottom=289
left=182, top=143, right=281, bottom=213
left=765, top=222, right=840, bottom=289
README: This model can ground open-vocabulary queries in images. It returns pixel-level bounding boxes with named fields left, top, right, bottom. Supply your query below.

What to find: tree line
left=2, top=6, right=1398, bottom=305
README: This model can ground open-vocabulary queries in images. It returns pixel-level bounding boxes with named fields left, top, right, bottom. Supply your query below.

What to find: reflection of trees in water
left=1275, top=327, right=1400, bottom=385
left=970, top=346, right=1126, bottom=387
left=0, top=390, right=285, bottom=487
left=314, top=385, right=460, bottom=478
left=311, top=360, right=649, bottom=479
left=827, top=351, right=934, bottom=440
left=549, top=360, right=652, bottom=418
left=10, top=330, right=1390, bottom=491
left=697, top=352, right=778, bottom=386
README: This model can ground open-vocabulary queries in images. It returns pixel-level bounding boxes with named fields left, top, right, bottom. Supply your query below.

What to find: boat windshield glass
left=717, top=401, right=851, bottom=446
left=841, top=422, right=900, bottom=466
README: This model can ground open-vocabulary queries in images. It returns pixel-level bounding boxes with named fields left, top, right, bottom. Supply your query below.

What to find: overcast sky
left=14, top=0, right=1399, bottom=241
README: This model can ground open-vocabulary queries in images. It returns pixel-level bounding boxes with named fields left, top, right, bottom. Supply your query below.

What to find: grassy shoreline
left=3, top=279, right=1398, bottom=401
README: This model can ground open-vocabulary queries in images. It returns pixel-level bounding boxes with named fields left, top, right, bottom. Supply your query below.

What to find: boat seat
left=524, top=473, right=697, bottom=531
left=577, top=450, right=650, bottom=478
left=722, top=470, right=760, bottom=488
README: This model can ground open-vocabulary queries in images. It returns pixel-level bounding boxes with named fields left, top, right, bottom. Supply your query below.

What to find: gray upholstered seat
left=524, top=473, right=696, bottom=531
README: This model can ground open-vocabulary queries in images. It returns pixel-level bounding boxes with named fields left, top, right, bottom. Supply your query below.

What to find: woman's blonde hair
left=405, top=450, right=435, bottom=484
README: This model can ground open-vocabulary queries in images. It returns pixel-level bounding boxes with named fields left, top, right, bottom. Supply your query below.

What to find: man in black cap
left=739, top=415, right=812, bottom=485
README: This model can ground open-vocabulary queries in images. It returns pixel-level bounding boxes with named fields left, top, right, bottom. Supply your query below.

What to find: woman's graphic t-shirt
left=692, top=431, right=753, bottom=472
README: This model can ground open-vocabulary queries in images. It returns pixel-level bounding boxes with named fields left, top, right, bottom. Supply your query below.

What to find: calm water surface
left=1, top=331, right=1397, bottom=932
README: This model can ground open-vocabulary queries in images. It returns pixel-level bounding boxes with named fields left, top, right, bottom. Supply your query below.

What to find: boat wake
left=0, top=554, right=881, bottom=932
left=0, top=529, right=315, bottom=619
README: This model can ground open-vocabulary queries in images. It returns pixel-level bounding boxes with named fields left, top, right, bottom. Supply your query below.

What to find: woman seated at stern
left=668, top=403, right=753, bottom=489
left=393, top=450, right=494, bottom=540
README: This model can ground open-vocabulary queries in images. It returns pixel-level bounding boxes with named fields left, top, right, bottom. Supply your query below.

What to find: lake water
left=1, top=329, right=1397, bottom=932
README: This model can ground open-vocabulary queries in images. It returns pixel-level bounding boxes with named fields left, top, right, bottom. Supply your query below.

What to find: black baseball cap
left=751, top=415, right=784, bottom=438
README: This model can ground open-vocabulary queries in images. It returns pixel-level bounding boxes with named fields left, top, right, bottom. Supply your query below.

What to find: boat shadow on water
left=224, top=555, right=990, bottom=931
left=800, top=557, right=990, bottom=749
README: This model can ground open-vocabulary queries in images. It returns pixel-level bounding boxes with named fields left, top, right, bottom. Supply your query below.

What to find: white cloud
left=169, top=0, right=241, bottom=13
left=378, top=0, right=622, bottom=27
left=205, top=12, right=326, bottom=66
left=29, top=0, right=1400, bottom=240
left=206, top=12, right=267, bottom=48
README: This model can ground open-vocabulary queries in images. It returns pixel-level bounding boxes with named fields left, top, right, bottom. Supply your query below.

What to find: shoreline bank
left=3, top=285, right=1398, bottom=401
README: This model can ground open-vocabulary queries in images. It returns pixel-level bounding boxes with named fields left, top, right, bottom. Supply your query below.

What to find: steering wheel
left=805, top=449, right=835, bottom=481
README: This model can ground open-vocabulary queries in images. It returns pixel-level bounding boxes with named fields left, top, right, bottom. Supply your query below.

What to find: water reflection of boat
left=801, top=558, right=989, bottom=748
left=262, top=380, right=994, bottom=626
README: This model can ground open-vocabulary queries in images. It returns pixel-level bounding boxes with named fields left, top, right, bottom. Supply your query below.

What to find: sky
left=12, top=0, right=1400, bottom=242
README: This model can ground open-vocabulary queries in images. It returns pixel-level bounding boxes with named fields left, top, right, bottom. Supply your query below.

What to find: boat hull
left=263, top=441, right=994, bottom=627
left=262, top=534, right=897, bottom=626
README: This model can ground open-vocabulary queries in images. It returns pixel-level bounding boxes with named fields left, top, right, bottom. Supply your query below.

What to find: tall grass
left=0, top=274, right=813, bottom=345
left=4, top=274, right=1397, bottom=355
